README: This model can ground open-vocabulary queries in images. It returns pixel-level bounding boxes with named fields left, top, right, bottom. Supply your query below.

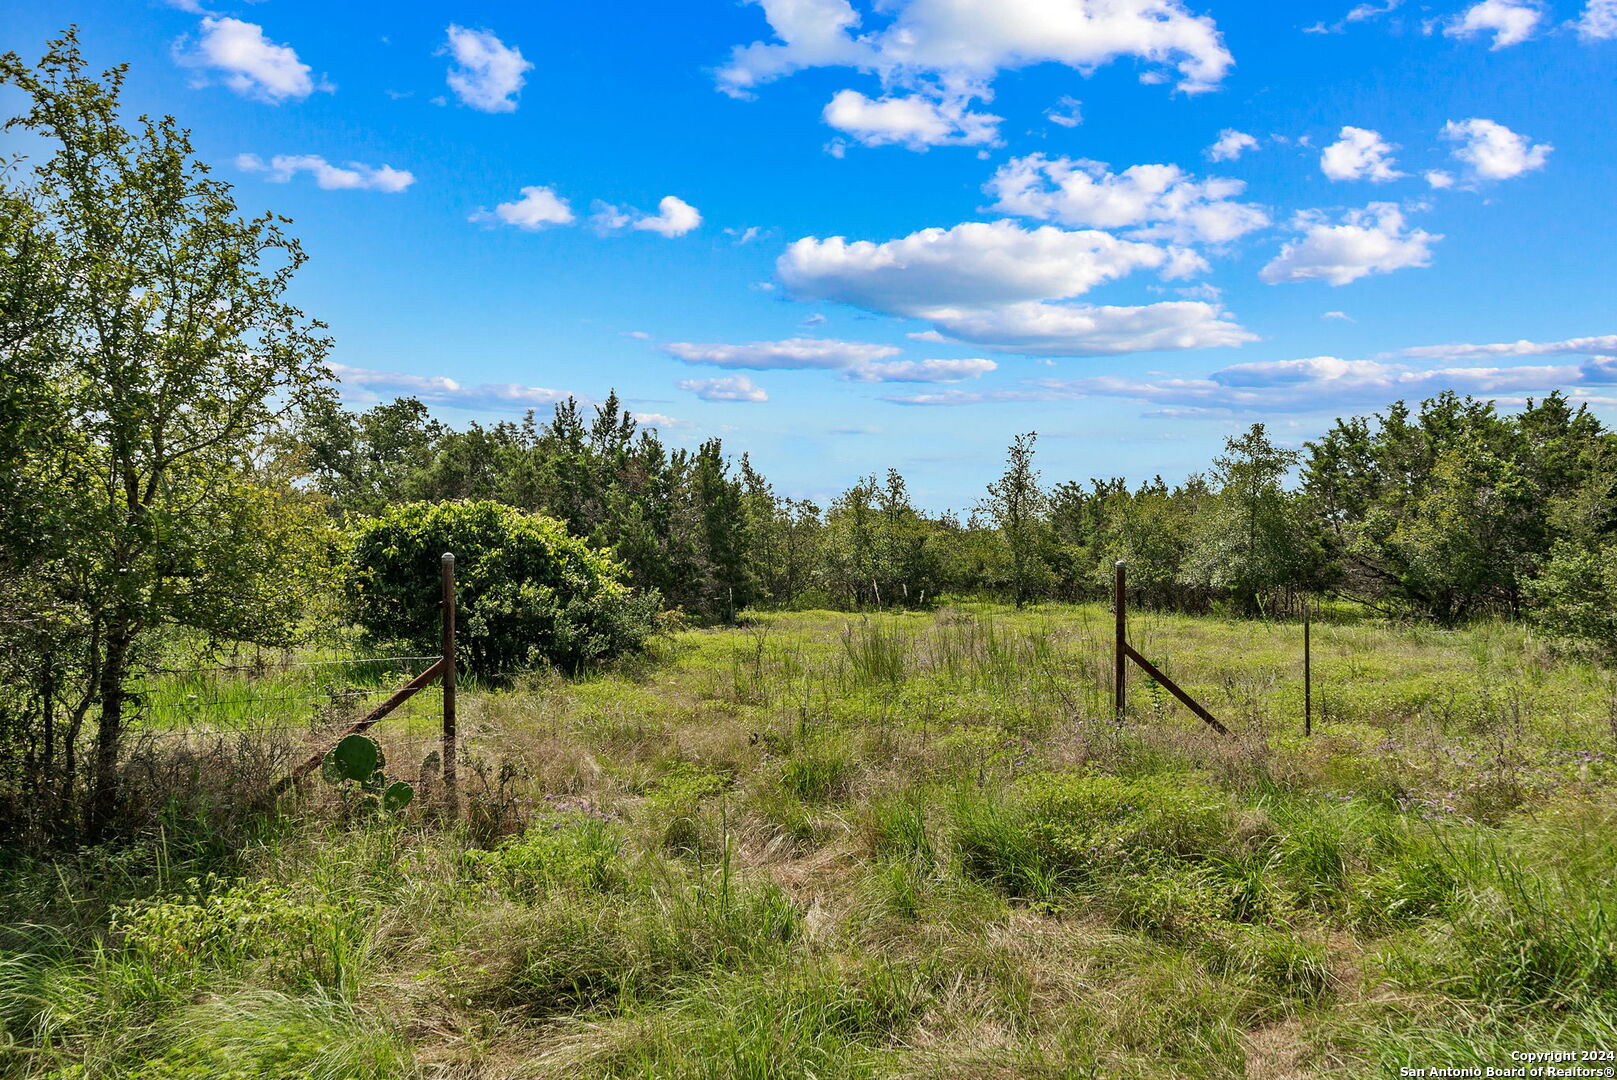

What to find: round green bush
left=344, top=501, right=660, bottom=674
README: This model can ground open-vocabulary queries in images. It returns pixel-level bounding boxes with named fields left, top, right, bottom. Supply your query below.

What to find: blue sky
left=4, top=0, right=1615, bottom=510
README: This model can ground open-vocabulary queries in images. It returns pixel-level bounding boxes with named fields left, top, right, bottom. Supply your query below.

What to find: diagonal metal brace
left=1120, top=641, right=1230, bottom=736
left=273, top=657, right=447, bottom=794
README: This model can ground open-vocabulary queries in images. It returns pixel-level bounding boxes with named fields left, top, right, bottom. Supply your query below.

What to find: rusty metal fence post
left=1113, top=560, right=1126, bottom=721
left=1303, top=603, right=1312, bottom=737
left=441, top=552, right=458, bottom=819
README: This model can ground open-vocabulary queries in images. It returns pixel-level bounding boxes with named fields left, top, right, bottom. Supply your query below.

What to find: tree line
left=297, top=387, right=1617, bottom=630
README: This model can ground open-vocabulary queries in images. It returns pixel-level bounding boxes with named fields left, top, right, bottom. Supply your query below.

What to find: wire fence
left=125, top=654, right=450, bottom=782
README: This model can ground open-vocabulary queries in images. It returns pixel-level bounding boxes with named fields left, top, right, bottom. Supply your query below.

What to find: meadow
left=2, top=602, right=1615, bottom=1079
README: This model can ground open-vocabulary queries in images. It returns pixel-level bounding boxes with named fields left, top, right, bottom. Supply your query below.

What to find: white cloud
left=886, top=352, right=1609, bottom=413
left=717, top=0, right=1232, bottom=152
left=1305, top=0, right=1403, bottom=32
left=443, top=25, right=532, bottom=113
left=1319, top=126, right=1403, bottom=182
left=330, top=363, right=575, bottom=410
left=1576, top=0, right=1617, bottom=39
left=915, top=300, right=1255, bottom=356
left=719, top=0, right=1233, bottom=96
left=662, top=337, right=901, bottom=370
left=822, top=88, right=1001, bottom=148
left=844, top=357, right=998, bottom=382
left=1045, top=96, right=1083, bottom=128
left=778, top=219, right=1169, bottom=315
left=985, top=155, right=1269, bottom=245
left=471, top=185, right=576, bottom=230
left=1440, top=118, right=1552, bottom=182
left=633, top=195, right=703, bottom=237
left=1425, top=170, right=1455, bottom=189
left=1260, top=203, right=1438, bottom=286
left=678, top=375, right=769, bottom=402
left=235, top=153, right=414, bottom=192
left=1386, top=334, right=1617, bottom=361
left=1323, top=310, right=1354, bottom=321
left=662, top=337, right=995, bottom=382
left=1444, top=0, right=1544, bottom=48
left=778, top=219, right=1254, bottom=357
left=178, top=17, right=328, bottom=103
left=1206, top=129, right=1257, bottom=162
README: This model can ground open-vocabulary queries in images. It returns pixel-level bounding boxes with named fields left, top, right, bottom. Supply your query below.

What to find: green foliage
left=344, top=500, right=659, bottom=674
left=1527, top=540, right=1617, bottom=662
left=114, top=877, right=354, bottom=989
left=464, top=814, right=623, bottom=898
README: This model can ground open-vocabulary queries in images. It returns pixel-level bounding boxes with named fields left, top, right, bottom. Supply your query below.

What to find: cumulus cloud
left=470, top=185, right=575, bottom=230
left=1444, top=0, right=1544, bottom=48
left=678, top=375, right=769, bottom=402
left=985, top=155, right=1269, bottom=245
left=1260, top=203, right=1438, bottom=286
left=720, top=0, right=1232, bottom=96
left=779, top=220, right=1169, bottom=316
left=1206, top=129, right=1257, bottom=162
left=1319, top=127, right=1403, bottom=182
left=235, top=153, right=414, bottom=192
left=330, top=363, right=575, bottom=410
left=822, top=89, right=1001, bottom=148
left=176, top=17, right=328, bottom=103
left=443, top=25, right=532, bottom=113
left=1577, top=0, right=1617, bottom=39
left=886, top=352, right=1609, bottom=414
left=1386, top=334, right=1617, bottom=361
left=1440, top=118, right=1552, bottom=182
left=777, top=219, right=1254, bottom=357
left=717, top=0, right=1232, bottom=151
left=663, top=338, right=900, bottom=370
left=632, top=195, right=703, bottom=237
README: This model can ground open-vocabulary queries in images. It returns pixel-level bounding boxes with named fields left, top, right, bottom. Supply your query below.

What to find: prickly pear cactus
left=321, top=734, right=414, bottom=814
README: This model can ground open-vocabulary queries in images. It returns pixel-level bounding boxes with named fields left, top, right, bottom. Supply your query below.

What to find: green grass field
left=4, top=604, right=1615, bottom=1078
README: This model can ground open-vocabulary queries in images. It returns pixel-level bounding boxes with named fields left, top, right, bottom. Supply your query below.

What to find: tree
left=0, top=33, right=333, bottom=834
left=1185, top=424, right=1328, bottom=613
left=981, top=432, right=1051, bottom=607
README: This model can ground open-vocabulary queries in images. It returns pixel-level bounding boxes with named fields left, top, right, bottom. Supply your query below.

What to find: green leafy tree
left=981, top=432, right=1052, bottom=607
left=0, top=33, right=334, bottom=834
left=1185, top=424, right=1328, bottom=613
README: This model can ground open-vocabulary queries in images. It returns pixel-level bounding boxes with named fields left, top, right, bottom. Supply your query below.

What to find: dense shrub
left=344, top=501, right=660, bottom=674
left=1527, top=540, right=1617, bottom=663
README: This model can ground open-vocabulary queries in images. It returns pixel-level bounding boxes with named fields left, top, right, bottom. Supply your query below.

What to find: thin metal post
left=1114, top=560, right=1126, bottom=721
left=1303, top=602, right=1312, bottom=738
left=441, top=552, right=458, bottom=819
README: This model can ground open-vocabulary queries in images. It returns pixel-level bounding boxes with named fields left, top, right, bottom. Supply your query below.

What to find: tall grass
left=3, top=603, right=1614, bottom=1077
